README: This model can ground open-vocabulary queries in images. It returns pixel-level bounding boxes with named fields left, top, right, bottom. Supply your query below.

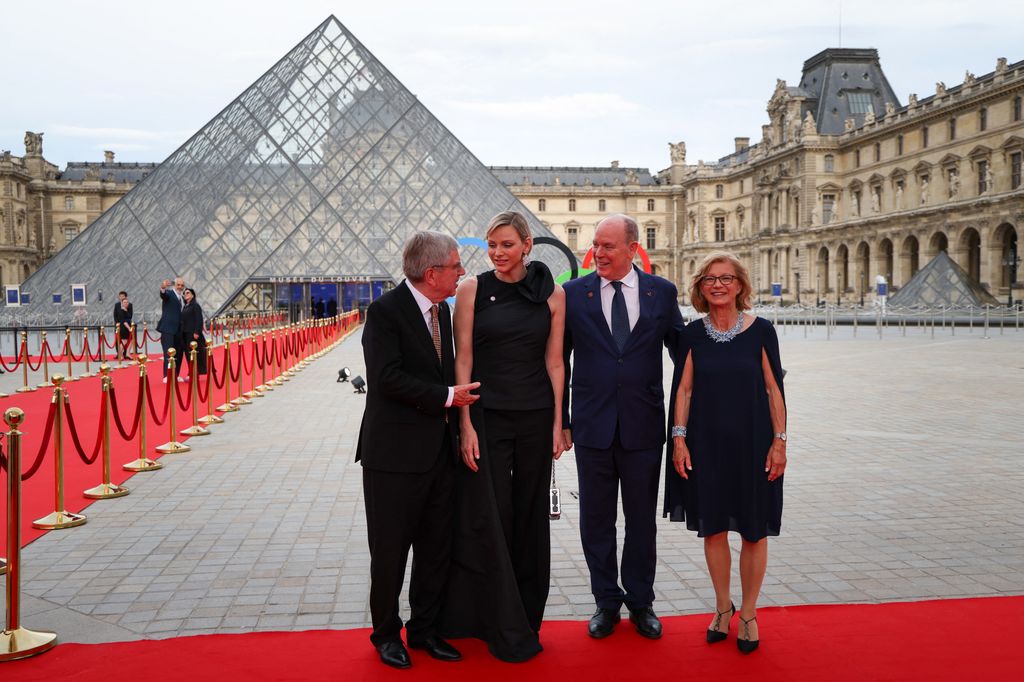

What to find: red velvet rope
left=109, top=381, right=143, bottom=440
left=240, top=340, right=254, bottom=374
left=146, top=329, right=162, bottom=343
left=197, top=365, right=210, bottom=402
left=19, top=400, right=58, bottom=481
left=0, top=347, right=21, bottom=372
left=47, top=338, right=65, bottom=362
left=228, top=345, right=242, bottom=382
left=253, top=338, right=265, bottom=370
left=145, top=372, right=169, bottom=426
left=26, top=343, right=44, bottom=371
left=70, top=336, right=89, bottom=362
left=210, top=349, right=227, bottom=389
left=174, top=372, right=192, bottom=411
left=64, top=394, right=103, bottom=465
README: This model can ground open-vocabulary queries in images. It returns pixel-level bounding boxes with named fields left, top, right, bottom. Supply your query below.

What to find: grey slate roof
left=489, top=166, right=658, bottom=187
left=60, top=162, right=158, bottom=183
left=799, top=48, right=901, bottom=135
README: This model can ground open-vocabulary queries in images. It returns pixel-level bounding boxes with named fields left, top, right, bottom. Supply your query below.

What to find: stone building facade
left=0, top=132, right=155, bottom=287
left=668, top=48, right=1023, bottom=306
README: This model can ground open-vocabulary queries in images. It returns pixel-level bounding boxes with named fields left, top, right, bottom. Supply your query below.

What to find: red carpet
left=3, top=597, right=1019, bottom=680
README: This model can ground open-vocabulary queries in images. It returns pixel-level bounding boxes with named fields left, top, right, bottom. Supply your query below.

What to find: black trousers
left=363, top=435, right=454, bottom=646
left=160, top=332, right=184, bottom=377
left=482, top=407, right=552, bottom=632
left=575, top=428, right=662, bottom=611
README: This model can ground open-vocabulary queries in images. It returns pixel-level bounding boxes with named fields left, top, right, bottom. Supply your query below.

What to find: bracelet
left=670, top=425, right=687, bottom=438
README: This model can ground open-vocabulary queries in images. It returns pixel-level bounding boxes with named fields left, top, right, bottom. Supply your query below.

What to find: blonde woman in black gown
left=440, top=211, right=566, bottom=662
left=664, top=251, right=787, bottom=654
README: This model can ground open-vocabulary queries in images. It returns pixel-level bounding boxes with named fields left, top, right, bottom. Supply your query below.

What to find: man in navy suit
left=562, top=214, right=683, bottom=640
left=157, top=277, right=186, bottom=381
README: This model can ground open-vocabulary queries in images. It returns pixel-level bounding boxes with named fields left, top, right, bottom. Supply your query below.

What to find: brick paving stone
left=7, top=325, right=1023, bottom=641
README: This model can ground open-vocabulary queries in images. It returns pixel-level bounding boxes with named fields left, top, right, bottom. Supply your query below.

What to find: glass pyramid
left=888, top=251, right=1000, bottom=307
left=11, top=16, right=562, bottom=323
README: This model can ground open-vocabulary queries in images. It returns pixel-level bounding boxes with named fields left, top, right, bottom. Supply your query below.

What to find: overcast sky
left=5, top=0, right=1023, bottom=173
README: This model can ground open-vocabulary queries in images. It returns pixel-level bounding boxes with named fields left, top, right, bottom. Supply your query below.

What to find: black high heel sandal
left=705, top=601, right=735, bottom=643
left=737, top=614, right=759, bottom=654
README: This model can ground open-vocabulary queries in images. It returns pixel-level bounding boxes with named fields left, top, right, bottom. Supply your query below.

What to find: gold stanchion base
left=257, top=383, right=273, bottom=392
left=36, top=382, right=51, bottom=388
left=0, top=392, right=7, bottom=398
left=83, top=482, right=130, bottom=499
left=243, top=389, right=264, bottom=398
left=15, top=386, right=35, bottom=393
left=0, top=626, right=58, bottom=661
left=155, top=440, right=191, bottom=454
left=198, top=414, right=224, bottom=424
left=180, top=425, right=211, bottom=436
left=32, top=510, right=87, bottom=530
left=216, top=403, right=240, bottom=413
left=231, top=396, right=252, bottom=405
left=79, top=371, right=95, bottom=378
left=123, top=457, right=163, bottom=472
left=64, top=376, right=79, bottom=382
left=271, top=377, right=285, bottom=385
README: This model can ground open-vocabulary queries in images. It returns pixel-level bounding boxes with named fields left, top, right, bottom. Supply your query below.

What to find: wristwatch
left=774, top=432, right=787, bottom=442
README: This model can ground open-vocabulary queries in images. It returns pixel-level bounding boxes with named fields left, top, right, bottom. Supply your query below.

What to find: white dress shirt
left=406, top=281, right=454, bottom=407
left=599, top=266, right=639, bottom=333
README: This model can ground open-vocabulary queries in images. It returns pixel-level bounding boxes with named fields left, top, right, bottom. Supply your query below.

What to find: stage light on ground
left=351, top=376, right=366, bottom=393
left=338, top=367, right=351, bottom=382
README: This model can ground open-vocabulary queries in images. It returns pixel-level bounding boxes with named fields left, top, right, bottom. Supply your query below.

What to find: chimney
left=104, top=150, right=115, bottom=163
left=734, top=137, right=750, bottom=153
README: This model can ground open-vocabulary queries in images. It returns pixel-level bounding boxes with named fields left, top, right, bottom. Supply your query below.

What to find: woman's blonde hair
left=688, top=251, right=753, bottom=313
left=485, top=211, right=532, bottom=247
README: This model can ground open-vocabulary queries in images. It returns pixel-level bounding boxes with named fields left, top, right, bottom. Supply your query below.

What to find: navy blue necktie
left=611, top=281, right=630, bottom=352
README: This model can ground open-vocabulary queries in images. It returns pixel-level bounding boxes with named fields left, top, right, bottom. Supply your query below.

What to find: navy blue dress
left=663, top=316, right=785, bottom=542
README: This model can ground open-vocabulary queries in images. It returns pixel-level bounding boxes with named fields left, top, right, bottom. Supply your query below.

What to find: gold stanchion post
left=1, top=408, right=59, bottom=661
left=123, top=355, right=163, bottom=472
left=99, top=325, right=107, bottom=365
left=180, top=342, right=210, bottom=437
left=36, top=331, right=51, bottom=389
left=198, top=340, right=223, bottom=425
left=17, top=331, right=33, bottom=393
left=63, top=328, right=77, bottom=382
left=232, top=332, right=252, bottom=406
left=83, top=366, right=129, bottom=499
left=155, top=349, right=190, bottom=454
left=271, top=327, right=285, bottom=386
left=216, top=334, right=240, bottom=413
left=32, top=376, right=87, bottom=529
left=79, top=327, right=94, bottom=378
left=258, top=332, right=273, bottom=392
left=130, top=322, right=137, bottom=362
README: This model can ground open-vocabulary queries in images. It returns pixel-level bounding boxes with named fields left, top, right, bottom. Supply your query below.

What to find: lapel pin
left=646, top=290, right=654, bottom=297
left=587, top=291, right=594, bottom=298
left=490, top=295, right=496, bottom=301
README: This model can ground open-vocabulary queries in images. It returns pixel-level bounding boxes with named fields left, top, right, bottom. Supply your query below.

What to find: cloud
left=443, top=93, right=643, bottom=121
left=50, top=125, right=191, bottom=142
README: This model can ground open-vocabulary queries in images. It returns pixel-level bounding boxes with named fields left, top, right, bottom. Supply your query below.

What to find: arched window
left=538, top=198, right=546, bottom=212
left=646, top=198, right=655, bottom=211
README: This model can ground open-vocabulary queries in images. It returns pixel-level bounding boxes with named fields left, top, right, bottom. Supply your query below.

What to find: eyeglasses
left=700, top=275, right=737, bottom=287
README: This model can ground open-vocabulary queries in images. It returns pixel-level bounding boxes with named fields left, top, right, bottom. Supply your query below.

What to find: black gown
left=663, top=316, right=785, bottom=542
left=439, top=262, right=554, bottom=662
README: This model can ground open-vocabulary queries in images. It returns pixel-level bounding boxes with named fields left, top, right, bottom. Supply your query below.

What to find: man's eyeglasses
left=700, top=275, right=737, bottom=287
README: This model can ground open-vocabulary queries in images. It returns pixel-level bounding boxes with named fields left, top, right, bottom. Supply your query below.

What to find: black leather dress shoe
left=408, top=635, right=462, bottom=661
left=588, top=607, right=621, bottom=639
left=376, top=641, right=411, bottom=669
left=628, top=606, right=663, bottom=639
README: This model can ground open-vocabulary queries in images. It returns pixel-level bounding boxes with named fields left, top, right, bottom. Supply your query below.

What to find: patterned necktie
left=611, top=281, right=630, bottom=352
left=430, top=304, right=442, bottom=364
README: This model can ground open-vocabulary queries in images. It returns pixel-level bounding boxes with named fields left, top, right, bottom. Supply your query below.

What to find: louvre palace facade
left=4, top=46, right=1022, bottom=310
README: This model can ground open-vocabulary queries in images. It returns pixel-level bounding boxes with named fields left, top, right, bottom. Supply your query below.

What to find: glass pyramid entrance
left=11, top=16, right=563, bottom=323
left=888, top=251, right=1000, bottom=307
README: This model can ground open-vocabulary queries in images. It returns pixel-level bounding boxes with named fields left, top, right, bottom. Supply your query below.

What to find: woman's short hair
left=485, top=211, right=532, bottom=245
left=402, top=231, right=459, bottom=282
left=688, top=251, right=753, bottom=313
left=184, top=287, right=197, bottom=300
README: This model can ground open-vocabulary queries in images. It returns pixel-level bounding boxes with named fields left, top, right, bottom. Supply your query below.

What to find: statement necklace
left=703, top=312, right=745, bottom=343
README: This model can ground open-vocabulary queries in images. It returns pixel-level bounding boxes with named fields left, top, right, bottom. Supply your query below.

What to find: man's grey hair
left=599, top=213, right=639, bottom=244
left=403, top=231, right=459, bottom=282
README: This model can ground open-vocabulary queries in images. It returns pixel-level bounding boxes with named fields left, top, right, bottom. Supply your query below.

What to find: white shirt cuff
left=445, top=387, right=454, bottom=408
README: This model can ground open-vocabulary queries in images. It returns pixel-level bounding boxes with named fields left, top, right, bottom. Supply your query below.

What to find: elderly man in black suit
left=158, top=277, right=186, bottom=382
left=356, top=231, right=480, bottom=670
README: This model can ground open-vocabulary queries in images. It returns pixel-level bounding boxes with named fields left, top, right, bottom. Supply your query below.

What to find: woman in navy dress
left=664, top=252, right=787, bottom=654
left=439, top=211, right=566, bottom=662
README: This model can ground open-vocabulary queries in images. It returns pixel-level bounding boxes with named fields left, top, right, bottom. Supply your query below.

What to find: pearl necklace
left=703, top=312, right=745, bottom=343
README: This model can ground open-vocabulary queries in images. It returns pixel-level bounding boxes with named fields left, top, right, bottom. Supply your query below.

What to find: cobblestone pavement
left=5, top=321, right=1024, bottom=643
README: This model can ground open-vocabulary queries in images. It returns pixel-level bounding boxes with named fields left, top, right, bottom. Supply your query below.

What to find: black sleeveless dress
left=439, top=262, right=555, bottom=662
left=663, top=316, right=786, bottom=542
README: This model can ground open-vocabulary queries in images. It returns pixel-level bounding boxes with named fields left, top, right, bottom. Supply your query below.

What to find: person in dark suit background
left=356, top=230, right=480, bottom=670
left=562, top=214, right=684, bottom=640
left=180, top=287, right=207, bottom=376
left=158, top=277, right=186, bottom=382
left=113, top=290, right=133, bottom=360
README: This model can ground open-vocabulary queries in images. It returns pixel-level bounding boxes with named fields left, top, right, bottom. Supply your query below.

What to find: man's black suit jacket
left=356, top=281, right=458, bottom=473
left=157, top=289, right=182, bottom=335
